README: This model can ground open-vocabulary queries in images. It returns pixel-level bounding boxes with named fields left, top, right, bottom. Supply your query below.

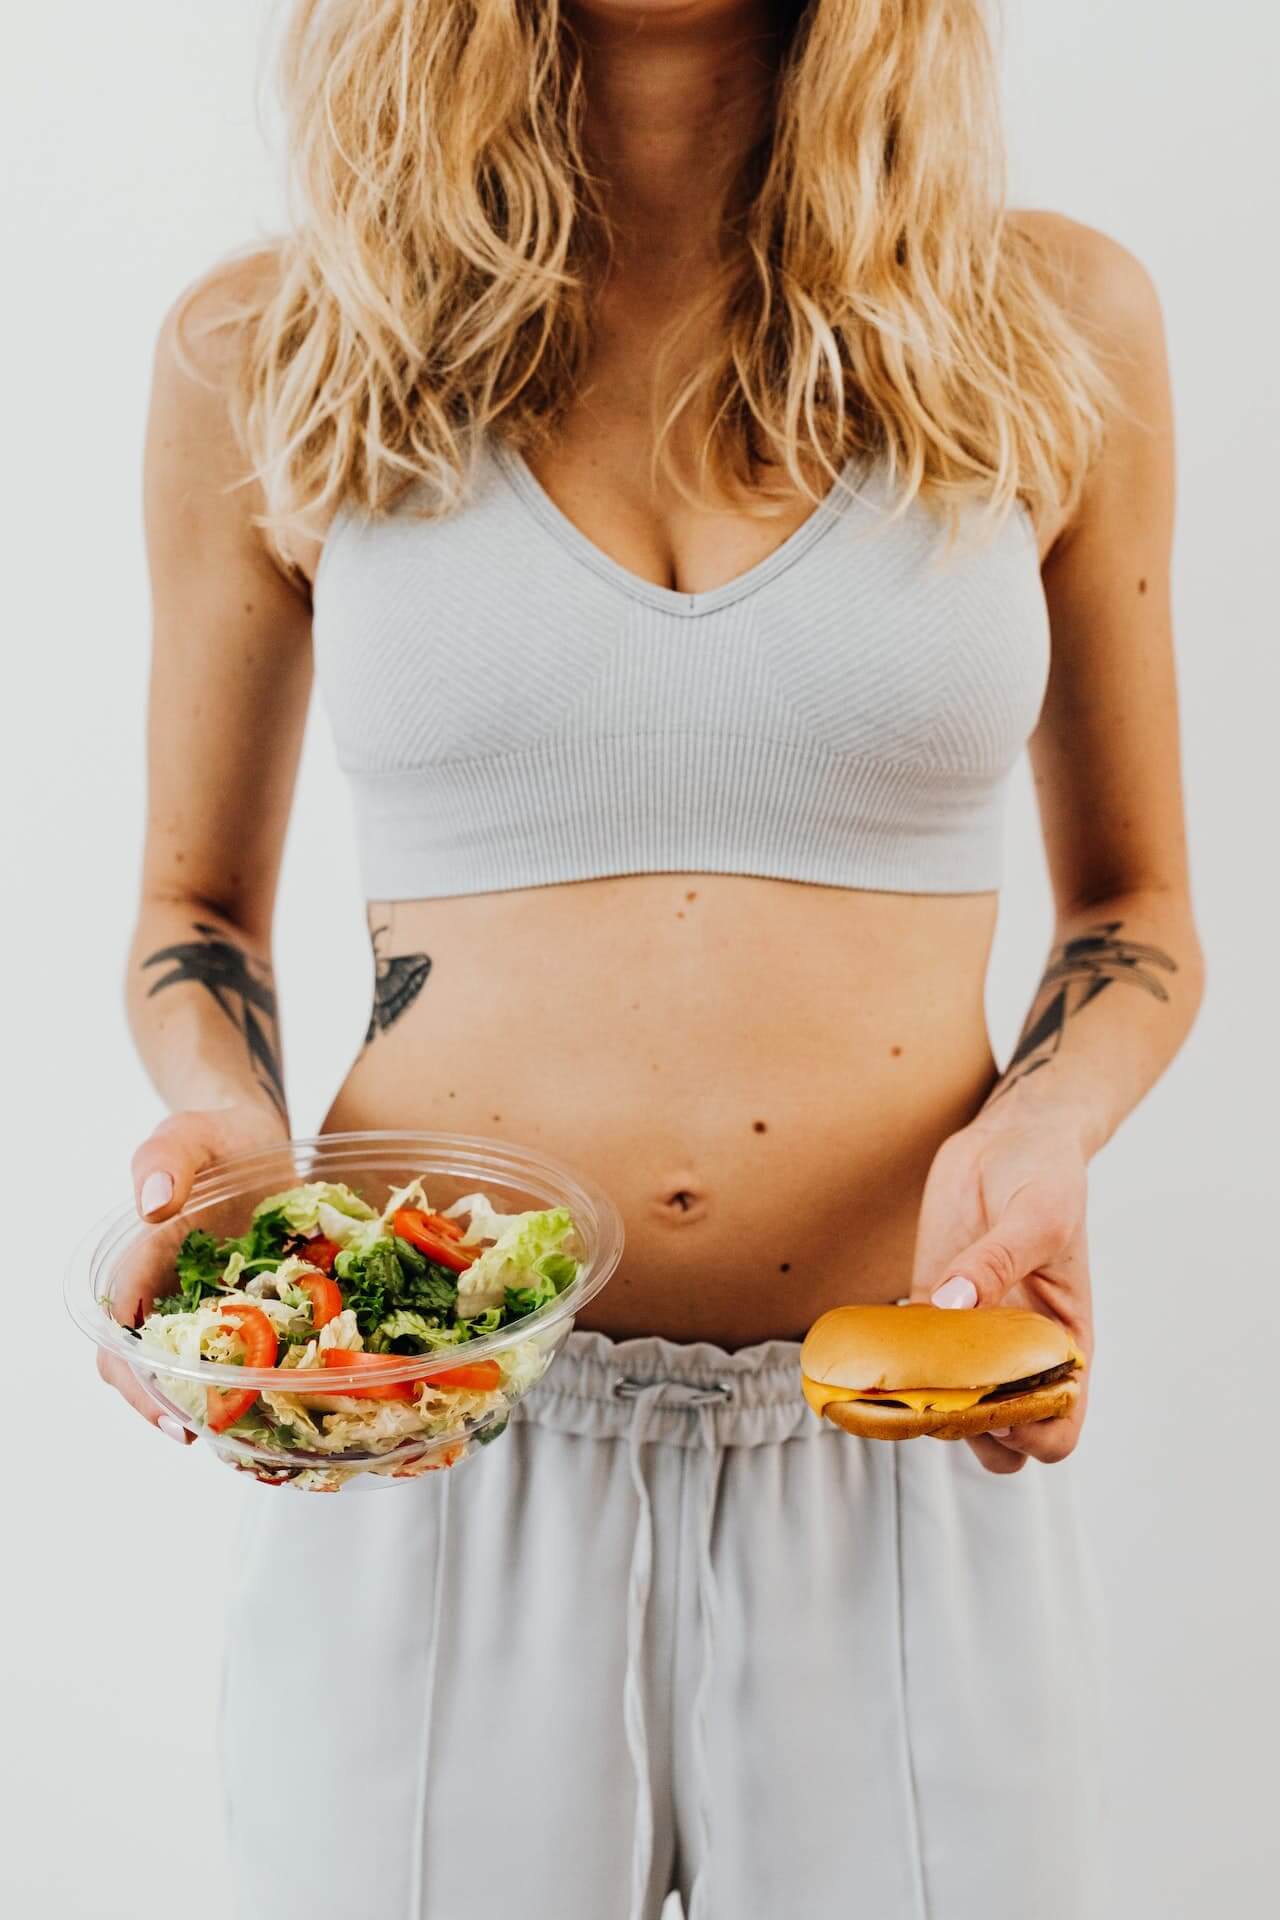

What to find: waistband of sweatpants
left=510, top=1327, right=819, bottom=1449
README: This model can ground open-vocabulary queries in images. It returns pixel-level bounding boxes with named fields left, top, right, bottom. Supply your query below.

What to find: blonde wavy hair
left=176, top=0, right=1124, bottom=575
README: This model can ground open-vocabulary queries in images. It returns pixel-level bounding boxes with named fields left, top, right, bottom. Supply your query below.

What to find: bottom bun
left=821, top=1375, right=1080, bottom=1442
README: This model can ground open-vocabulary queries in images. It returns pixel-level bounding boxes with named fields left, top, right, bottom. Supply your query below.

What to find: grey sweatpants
left=220, top=1329, right=1106, bottom=1919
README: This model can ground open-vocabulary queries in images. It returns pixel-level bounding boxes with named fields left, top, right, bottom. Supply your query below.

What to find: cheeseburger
left=800, top=1303, right=1085, bottom=1440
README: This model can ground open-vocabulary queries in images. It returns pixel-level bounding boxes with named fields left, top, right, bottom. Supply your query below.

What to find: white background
left=3, top=3, right=1277, bottom=1914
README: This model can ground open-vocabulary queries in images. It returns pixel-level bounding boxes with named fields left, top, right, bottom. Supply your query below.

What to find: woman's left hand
left=908, top=1114, right=1094, bottom=1476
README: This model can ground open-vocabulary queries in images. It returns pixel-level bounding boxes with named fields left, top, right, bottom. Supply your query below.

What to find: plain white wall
left=3, top=3, right=1277, bottom=1914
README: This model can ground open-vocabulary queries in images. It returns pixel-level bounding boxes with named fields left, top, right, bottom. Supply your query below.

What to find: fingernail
left=932, top=1275, right=978, bottom=1309
left=140, top=1170, right=174, bottom=1218
left=157, top=1415, right=190, bottom=1445
left=990, top=1427, right=1012, bottom=1438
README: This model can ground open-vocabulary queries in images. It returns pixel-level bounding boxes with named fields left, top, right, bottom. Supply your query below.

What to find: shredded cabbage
left=318, top=1309, right=363, bottom=1352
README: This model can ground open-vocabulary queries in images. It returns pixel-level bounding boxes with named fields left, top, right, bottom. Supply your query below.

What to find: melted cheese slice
left=803, top=1338, right=1084, bottom=1421
left=802, top=1377, right=992, bottom=1418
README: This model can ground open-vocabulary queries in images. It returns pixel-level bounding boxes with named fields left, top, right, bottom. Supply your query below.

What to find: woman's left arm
left=910, top=215, right=1205, bottom=1473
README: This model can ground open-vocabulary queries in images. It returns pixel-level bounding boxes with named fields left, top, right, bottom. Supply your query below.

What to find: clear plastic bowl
left=66, top=1130, right=624, bottom=1492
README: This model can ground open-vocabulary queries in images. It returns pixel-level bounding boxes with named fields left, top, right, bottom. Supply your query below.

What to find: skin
left=103, top=0, right=1203, bottom=1482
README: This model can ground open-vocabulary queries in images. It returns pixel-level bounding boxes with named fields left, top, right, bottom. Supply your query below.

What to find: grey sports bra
left=312, top=436, right=1049, bottom=899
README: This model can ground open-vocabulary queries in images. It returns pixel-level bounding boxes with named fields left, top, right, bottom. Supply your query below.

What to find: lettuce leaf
left=503, top=1253, right=580, bottom=1321
left=153, top=1222, right=275, bottom=1315
left=366, top=1304, right=507, bottom=1353
left=456, top=1208, right=578, bottom=1313
left=250, top=1182, right=376, bottom=1245
left=151, top=1230, right=224, bottom=1314
left=334, top=1236, right=458, bottom=1339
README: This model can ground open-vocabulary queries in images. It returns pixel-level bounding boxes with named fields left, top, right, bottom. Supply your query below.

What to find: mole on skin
left=890, top=1044, right=903, bottom=1057
left=753, top=1120, right=767, bottom=1133
left=1138, top=578, right=1148, bottom=594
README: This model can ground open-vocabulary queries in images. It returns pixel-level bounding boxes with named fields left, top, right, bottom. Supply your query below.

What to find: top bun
left=800, top=1303, right=1077, bottom=1392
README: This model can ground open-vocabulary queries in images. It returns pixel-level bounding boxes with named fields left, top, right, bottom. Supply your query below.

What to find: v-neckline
left=490, top=438, right=870, bottom=619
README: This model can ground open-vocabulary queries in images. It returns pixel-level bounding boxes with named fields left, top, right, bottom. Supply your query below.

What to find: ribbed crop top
left=311, top=436, right=1050, bottom=900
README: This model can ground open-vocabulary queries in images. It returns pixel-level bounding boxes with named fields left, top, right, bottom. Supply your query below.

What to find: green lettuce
left=503, top=1252, right=580, bottom=1321
left=334, top=1235, right=458, bottom=1339
left=251, top=1182, right=377, bottom=1247
left=367, top=1304, right=509, bottom=1353
left=456, top=1207, right=579, bottom=1314
left=152, top=1212, right=289, bottom=1314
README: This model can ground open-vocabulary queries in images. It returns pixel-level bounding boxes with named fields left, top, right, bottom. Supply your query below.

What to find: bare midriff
left=320, top=872, right=1000, bottom=1349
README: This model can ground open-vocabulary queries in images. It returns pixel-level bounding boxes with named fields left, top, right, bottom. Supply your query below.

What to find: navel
left=652, top=1178, right=710, bottom=1226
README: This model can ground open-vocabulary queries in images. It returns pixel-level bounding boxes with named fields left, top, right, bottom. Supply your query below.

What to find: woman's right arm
left=104, top=255, right=316, bottom=1437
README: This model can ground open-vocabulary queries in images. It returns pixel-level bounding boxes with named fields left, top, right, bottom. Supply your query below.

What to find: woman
left=99, top=0, right=1202, bottom=1914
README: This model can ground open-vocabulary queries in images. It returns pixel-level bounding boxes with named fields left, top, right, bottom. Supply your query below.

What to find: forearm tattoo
left=142, top=922, right=287, bottom=1121
left=364, top=921, right=432, bottom=1046
left=988, top=919, right=1177, bottom=1103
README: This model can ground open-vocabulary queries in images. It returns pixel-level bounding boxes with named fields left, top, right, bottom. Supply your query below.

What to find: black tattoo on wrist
left=365, top=924, right=432, bottom=1046
left=142, top=922, right=287, bottom=1120
left=988, top=919, right=1177, bottom=1104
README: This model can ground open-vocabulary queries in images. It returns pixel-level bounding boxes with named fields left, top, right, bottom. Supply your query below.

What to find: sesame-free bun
left=801, top=1303, right=1076, bottom=1393
left=800, top=1303, right=1084, bottom=1441
left=821, top=1374, right=1081, bottom=1441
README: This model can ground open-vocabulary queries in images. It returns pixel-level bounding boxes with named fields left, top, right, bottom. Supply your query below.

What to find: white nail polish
left=932, top=1275, right=978, bottom=1309
left=140, top=1170, right=174, bottom=1217
left=157, top=1415, right=189, bottom=1444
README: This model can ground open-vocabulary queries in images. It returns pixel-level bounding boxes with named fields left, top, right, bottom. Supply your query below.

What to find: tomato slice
left=296, top=1270, right=344, bottom=1328
left=426, top=1360, right=502, bottom=1392
left=420, top=1211, right=466, bottom=1242
left=393, top=1207, right=478, bottom=1272
left=320, top=1348, right=417, bottom=1401
left=207, top=1388, right=259, bottom=1434
left=300, top=1235, right=340, bottom=1274
left=207, top=1302, right=279, bottom=1432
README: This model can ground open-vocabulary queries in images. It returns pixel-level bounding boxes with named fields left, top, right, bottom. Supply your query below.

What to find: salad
left=132, top=1176, right=581, bottom=1488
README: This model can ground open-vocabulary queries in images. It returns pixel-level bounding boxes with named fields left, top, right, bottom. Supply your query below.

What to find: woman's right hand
left=97, top=1104, right=289, bottom=1442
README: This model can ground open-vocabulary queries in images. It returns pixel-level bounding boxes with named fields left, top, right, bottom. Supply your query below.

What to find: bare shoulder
left=146, top=242, right=304, bottom=589
left=1007, top=210, right=1172, bottom=559
left=1007, top=207, right=1167, bottom=360
left=153, top=242, right=286, bottom=392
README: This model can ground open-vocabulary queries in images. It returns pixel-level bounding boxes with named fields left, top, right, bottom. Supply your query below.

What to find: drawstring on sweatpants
left=616, top=1375, right=729, bottom=1920
left=686, top=1401, right=724, bottom=1920
left=622, top=1382, right=663, bottom=1920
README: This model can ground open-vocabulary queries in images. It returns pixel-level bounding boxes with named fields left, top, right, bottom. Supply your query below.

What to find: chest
left=314, top=437, right=1051, bottom=783
left=527, top=281, right=858, bottom=598
left=518, top=415, right=847, bottom=602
